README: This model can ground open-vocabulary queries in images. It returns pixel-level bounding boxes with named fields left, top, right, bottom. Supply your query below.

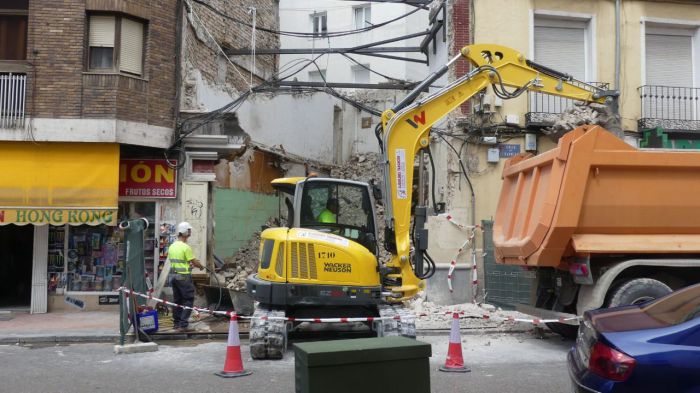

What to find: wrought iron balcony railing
left=526, top=82, right=610, bottom=127
left=638, top=85, right=700, bottom=131
left=0, top=73, right=26, bottom=129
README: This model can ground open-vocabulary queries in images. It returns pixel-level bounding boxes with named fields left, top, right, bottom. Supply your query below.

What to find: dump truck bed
left=493, top=126, right=700, bottom=268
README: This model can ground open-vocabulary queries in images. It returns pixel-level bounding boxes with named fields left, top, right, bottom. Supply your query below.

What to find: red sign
left=119, top=159, right=177, bottom=198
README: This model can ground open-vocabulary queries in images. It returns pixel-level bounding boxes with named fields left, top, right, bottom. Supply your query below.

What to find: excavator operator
left=317, top=198, right=338, bottom=224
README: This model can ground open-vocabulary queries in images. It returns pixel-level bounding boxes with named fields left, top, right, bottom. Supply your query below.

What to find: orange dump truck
left=493, top=125, right=700, bottom=335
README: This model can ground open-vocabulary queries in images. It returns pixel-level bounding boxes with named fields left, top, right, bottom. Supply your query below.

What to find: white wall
left=237, top=92, right=386, bottom=163
left=279, top=0, right=429, bottom=84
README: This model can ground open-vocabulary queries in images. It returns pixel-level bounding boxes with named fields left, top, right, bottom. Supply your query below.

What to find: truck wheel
left=607, top=278, right=672, bottom=308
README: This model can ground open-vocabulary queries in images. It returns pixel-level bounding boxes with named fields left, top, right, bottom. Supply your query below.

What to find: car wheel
left=607, top=278, right=672, bottom=308
left=545, top=322, right=578, bottom=338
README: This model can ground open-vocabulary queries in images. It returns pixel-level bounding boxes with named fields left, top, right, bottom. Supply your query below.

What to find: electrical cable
left=339, top=52, right=412, bottom=84
left=425, top=146, right=439, bottom=214
left=434, top=131, right=475, bottom=213
left=190, top=0, right=423, bottom=38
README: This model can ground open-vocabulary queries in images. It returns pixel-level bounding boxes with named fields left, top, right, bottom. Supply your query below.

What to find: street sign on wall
left=119, top=159, right=177, bottom=198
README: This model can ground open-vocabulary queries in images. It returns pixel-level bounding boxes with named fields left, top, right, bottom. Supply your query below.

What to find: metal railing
left=0, top=73, right=26, bottom=129
left=528, top=81, right=609, bottom=114
left=639, top=85, right=699, bottom=121
left=638, top=85, right=700, bottom=132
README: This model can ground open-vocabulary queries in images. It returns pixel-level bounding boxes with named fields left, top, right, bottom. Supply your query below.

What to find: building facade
left=279, top=0, right=429, bottom=84
left=422, top=0, right=700, bottom=304
left=0, top=0, right=281, bottom=314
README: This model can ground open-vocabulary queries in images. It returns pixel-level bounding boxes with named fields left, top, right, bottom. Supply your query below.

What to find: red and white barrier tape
left=119, top=287, right=580, bottom=326
left=444, top=214, right=481, bottom=302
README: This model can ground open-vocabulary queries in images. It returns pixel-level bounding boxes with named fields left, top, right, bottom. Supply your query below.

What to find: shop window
left=87, top=14, right=146, bottom=76
left=47, top=201, right=166, bottom=295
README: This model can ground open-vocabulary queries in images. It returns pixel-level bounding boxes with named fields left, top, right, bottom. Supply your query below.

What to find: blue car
left=568, top=283, right=700, bottom=393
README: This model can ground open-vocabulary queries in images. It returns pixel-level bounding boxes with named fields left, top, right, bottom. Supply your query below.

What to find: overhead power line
left=189, top=0, right=423, bottom=38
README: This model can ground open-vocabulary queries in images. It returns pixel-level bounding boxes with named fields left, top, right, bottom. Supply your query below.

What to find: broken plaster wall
left=181, top=0, right=279, bottom=113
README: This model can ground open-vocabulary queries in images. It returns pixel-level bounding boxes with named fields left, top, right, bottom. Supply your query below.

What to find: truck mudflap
left=515, top=304, right=579, bottom=326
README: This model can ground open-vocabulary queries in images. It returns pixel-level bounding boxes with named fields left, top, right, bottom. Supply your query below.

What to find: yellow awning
left=0, top=142, right=119, bottom=226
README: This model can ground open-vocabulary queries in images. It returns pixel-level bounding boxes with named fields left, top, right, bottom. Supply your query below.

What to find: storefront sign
left=98, top=295, right=120, bottom=305
left=119, top=159, right=177, bottom=198
left=0, top=209, right=116, bottom=225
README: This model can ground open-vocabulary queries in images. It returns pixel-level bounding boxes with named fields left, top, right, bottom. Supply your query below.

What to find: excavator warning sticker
left=297, top=230, right=349, bottom=247
left=395, top=149, right=408, bottom=199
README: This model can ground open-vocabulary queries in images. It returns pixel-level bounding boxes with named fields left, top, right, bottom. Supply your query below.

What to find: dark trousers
left=171, top=274, right=195, bottom=328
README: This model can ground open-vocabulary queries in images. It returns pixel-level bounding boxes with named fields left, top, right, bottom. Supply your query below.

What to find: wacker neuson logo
left=324, top=262, right=352, bottom=273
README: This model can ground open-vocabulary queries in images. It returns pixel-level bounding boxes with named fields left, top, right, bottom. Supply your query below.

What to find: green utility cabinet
left=294, top=336, right=432, bottom=393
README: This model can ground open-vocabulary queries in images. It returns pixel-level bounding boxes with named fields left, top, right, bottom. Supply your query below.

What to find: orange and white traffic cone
left=215, top=314, right=252, bottom=378
left=439, top=312, right=470, bottom=373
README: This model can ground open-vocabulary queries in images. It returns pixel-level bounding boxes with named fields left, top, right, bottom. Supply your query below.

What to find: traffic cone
left=439, top=312, right=470, bottom=373
left=215, top=314, right=253, bottom=378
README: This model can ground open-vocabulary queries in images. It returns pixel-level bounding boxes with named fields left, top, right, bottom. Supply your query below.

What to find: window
left=308, top=69, right=326, bottom=82
left=0, top=14, right=28, bottom=60
left=644, top=25, right=695, bottom=120
left=87, top=14, right=145, bottom=76
left=311, top=12, right=327, bottom=37
left=299, top=181, right=376, bottom=253
left=352, top=64, right=370, bottom=84
left=532, top=14, right=592, bottom=113
left=354, top=5, right=372, bottom=29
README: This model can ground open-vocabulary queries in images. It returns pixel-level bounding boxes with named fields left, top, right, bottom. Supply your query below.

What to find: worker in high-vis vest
left=317, top=198, right=338, bottom=224
left=168, top=222, right=204, bottom=332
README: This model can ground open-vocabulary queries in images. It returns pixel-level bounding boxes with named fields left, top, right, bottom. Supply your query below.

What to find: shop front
left=43, top=158, right=180, bottom=312
left=0, top=142, right=120, bottom=313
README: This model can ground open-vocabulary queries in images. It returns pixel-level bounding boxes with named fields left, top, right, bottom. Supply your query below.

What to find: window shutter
left=89, top=15, right=115, bottom=48
left=120, top=18, right=144, bottom=75
left=534, top=25, right=586, bottom=81
left=645, top=33, right=692, bottom=87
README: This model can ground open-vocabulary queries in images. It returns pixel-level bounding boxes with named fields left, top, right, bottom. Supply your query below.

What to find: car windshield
left=641, top=283, right=700, bottom=325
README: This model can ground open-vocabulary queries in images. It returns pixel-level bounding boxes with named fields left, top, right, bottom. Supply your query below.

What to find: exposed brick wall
left=28, top=0, right=85, bottom=118
left=182, top=0, right=279, bottom=107
left=26, top=0, right=176, bottom=128
left=451, top=0, right=470, bottom=115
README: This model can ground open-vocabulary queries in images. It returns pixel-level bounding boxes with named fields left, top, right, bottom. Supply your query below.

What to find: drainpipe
left=615, top=0, right=621, bottom=90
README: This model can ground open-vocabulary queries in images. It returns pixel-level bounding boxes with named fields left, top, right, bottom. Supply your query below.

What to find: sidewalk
left=0, top=311, right=120, bottom=344
left=0, top=311, right=233, bottom=344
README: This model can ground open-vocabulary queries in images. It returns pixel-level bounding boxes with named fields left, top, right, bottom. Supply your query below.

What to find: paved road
left=0, top=332, right=574, bottom=392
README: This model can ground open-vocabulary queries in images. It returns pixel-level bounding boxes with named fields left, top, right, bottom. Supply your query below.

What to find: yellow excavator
left=246, top=44, right=617, bottom=359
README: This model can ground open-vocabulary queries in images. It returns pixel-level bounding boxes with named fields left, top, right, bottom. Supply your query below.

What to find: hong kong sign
left=119, top=159, right=177, bottom=198
left=0, top=209, right=116, bottom=226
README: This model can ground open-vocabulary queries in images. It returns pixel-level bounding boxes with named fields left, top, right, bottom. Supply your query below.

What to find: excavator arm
left=379, top=44, right=615, bottom=301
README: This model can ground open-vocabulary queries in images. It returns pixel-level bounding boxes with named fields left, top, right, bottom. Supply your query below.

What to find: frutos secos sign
left=119, top=159, right=177, bottom=198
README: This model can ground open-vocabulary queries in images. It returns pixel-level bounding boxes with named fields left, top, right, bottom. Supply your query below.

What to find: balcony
left=638, top=85, right=700, bottom=132
left=0, top=73, right=26, bottom=129
left=525, top=82, right=610, bottom=128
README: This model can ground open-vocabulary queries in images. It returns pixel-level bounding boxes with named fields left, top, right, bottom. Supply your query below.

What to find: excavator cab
left=297, top=179, right=378, bottom=255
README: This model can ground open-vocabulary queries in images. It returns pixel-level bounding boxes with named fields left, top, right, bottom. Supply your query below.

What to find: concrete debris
left=544, top=102, right=622, bottom=141
left=408, top=297, right=534, bottom=331
left=221, top=217, right=277, bottom=291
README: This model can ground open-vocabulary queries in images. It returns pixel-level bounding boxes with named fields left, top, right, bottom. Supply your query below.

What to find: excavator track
left=376, top=304, right=416, bottom=338
left=249, top=305, right=287, bottom=360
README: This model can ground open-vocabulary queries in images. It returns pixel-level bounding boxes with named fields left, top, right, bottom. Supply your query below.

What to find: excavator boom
left=380, top=44, right=615, bottom=301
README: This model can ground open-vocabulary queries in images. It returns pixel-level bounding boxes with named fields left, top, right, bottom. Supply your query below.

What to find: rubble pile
left=408, top=297, right=534, bottom=331
left=221, top=217, right=276, bottom=291
left=545, top=102, right=622, bottom=141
